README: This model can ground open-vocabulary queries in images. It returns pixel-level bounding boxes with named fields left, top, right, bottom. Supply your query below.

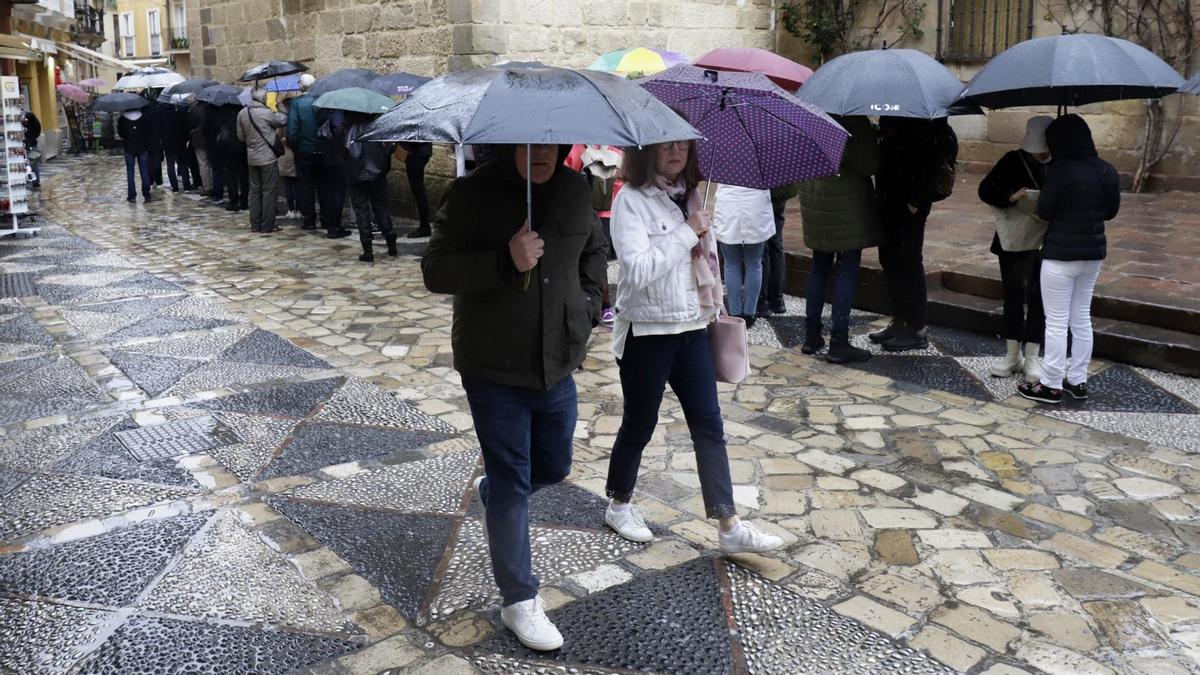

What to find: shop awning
left=0, top=34, right=39, bottom=62
left=55, top=41, right=139, bottom=71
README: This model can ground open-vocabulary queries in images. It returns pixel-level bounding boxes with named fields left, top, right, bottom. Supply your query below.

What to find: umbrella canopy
left=195, top=84, right=247, bottom=107
left=113, top=67, right=185, bottom=91
left=359, top=62, right=699, bottom=146
left=314, top=87, right=396, bottom=114
left=156, top=78, right=218, bottom=102
left=92, top=92, right=151, bottom=113
left=57, top=84, right=90, bottom=104
left=309, top=68, right=381, bottom=97
left=694, top=48, right=814, bottom=92
left=797, top=49, right=970, bottom=119
left=955, top=34, right=1186, bottom=108
left=266, top=74, right=302, bottom=92
left=640, top=65, right=847, bottom=189
left=240, top=60, right=307, bottom=82
left=588, top=47, right=689, bottom=77
left=78, top=77, right=108, bottom=88
left=369, top=72, right=432, bottom=98
left=1183, top=74, right=1200, bottom=95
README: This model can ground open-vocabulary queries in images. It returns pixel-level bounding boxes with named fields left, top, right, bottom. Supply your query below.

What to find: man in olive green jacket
left=798, top=115, right=881, bottom=363
left=422, top=143, right=606, bottom=651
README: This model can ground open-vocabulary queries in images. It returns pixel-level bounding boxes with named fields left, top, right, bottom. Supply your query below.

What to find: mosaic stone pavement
left=0, top=157, right=1197, bottom=673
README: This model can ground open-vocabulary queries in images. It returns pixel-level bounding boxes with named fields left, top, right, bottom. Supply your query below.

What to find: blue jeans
left=606, top=329, right=735, bottom=519
left=719, top=242, right=767, bottom=316
left=464, top=374, right=576, bottom=607
left=805, top=248, right=863, bottom=340
left=124, top=151, right=150, bottom=200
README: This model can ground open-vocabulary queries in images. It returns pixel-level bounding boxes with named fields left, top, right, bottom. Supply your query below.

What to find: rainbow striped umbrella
left=588, top=47, right=689, bottom=77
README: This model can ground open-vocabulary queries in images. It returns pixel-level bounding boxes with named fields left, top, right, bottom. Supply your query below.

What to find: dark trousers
left=806, top=248, right=863, bottom=341
left=149, top=146, right=163, bottom=185
left=607, top=329, right=735, bottom=519
left=878, top=204, right=929, bottom=331
left=758, top=199, right=787, bottom=312
left=209, top=161, right=224, bottom=200
left=295, top=151, right=321, bottom=227
left=124, top=151, right=151, bottom=200
left=248, top=163, right=279, bottom=232
left=464, top=374, right=576, bottom=607
left=998, top=250, right=1045, bottom=344
left=283, top=177, right=298, bottom=211
left=185, top=145, right=201, bottom=190
left=350, top=175, right=395, bottom=252
left=165, top=149, right=191, bottom=191
left=224, top=153, right=249, bottom=207
left=405, top=150, right=431, bottom=229
left=323, top=176, right=346, bottom=232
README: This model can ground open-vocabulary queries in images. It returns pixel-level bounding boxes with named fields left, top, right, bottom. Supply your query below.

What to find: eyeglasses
left=656, top=141, right=689, bottom=151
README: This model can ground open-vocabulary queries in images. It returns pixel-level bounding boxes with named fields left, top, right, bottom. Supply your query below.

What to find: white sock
left=610, top=500, right=629, bottom=512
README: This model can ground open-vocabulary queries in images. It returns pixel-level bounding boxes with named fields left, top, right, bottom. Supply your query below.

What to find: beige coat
left=236, top=101, right=286, bottom=167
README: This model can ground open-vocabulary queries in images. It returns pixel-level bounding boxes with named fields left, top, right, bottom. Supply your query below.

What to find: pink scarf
left=655, top=176, right=722, bottom=321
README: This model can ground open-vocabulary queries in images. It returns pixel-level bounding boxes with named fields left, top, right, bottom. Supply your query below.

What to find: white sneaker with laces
left=473, top=475, right=488, bottom=544
left=501, top=596, right=563, bottom=651
left=719, top=521, right=784, bottom=555
left=604, top=501, right=653, bottom=543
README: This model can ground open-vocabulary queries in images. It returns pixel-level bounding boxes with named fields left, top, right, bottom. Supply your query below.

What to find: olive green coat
left=798, top=116, right=883, bottom=253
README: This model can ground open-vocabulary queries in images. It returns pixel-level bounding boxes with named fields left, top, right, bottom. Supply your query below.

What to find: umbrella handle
left=523, top=144, right=534, bottom=290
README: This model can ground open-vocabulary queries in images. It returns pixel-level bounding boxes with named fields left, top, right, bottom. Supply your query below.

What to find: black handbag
left=248, top=109, right=284, bottom=158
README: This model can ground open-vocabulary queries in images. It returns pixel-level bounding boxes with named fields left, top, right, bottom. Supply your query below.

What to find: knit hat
left=298, top=73, right=316, bottom=91
left=1021, top=116, right=1053, bottom=154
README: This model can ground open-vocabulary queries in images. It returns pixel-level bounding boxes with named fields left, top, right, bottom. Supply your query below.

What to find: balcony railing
left=170, top=26, right=187, bottom=50
left=72, top=3, right=104, bottom=36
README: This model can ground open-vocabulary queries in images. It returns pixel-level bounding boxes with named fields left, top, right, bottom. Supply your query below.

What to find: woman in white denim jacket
left=602, top=139, right=783, bottom=556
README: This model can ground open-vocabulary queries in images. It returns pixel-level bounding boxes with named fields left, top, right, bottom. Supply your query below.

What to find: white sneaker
left=473, top=475, right=488, bottom=544
left=501, top=596, right=563, bottom=651
left=719, top=521, right=784, bottom=555
left=604, top=501, right=653, bottom=543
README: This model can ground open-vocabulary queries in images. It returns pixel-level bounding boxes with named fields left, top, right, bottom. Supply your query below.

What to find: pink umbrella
left=78, top=77, right=108, bottom=88
left=57, top=83, right=90, bottom=103
left=693, top=48, right=814, bottom=92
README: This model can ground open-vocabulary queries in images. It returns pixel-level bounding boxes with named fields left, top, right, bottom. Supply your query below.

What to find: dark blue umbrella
left=369, top=72, right=431, bottom=97
left=92, top=92, right=151, bottom=113
left=266, top=74, right=302, bottom=93
left=640, top=65, right=847, bottom=189
left=309, top=68, right=381, bottom=98
left=955, top=34, right=1186, bottom=108
left=796, top=48, right=973, bottom=119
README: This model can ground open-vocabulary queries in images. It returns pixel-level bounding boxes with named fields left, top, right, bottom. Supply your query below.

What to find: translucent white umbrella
left=113, top=67, right=185, bottom=91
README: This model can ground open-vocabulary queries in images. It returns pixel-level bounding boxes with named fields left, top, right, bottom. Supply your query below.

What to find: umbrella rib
left=731, top=103, right=768, bottom=186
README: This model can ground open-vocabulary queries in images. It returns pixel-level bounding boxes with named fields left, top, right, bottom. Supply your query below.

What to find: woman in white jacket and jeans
left=602, top=140, right=783, bottom=555
left=714, top=184, right=776, bottom=327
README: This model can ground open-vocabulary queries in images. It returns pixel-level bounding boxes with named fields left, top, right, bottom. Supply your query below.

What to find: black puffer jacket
left=1037, top=115, right=1120, bottom=261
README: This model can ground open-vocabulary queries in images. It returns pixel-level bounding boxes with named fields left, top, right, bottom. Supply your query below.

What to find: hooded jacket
left=1037, top=114, right=1120, bottom=261
left=799, top=115, right=882, bottom=252
left=422, top=146, right=608, bottom=391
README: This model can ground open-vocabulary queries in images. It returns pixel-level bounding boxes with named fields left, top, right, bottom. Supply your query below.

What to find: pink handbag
left=709, top=312, right=749, bottom=384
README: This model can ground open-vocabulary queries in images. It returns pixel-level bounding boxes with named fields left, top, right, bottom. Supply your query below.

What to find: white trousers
left=1040, top=259, right=1102, bottom=388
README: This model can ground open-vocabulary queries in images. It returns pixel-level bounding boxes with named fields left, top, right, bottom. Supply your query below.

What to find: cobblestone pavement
left=1, top=156, right=1198, bottom=674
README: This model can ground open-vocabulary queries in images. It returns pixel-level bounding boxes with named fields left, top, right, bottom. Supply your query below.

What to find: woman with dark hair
left=1018, top=114, right=1119, bottom=404
left=602, top=140, right=782, bottom=555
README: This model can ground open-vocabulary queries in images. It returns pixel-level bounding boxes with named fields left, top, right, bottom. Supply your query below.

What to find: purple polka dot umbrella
left=639, top=65, right=848, bottom=190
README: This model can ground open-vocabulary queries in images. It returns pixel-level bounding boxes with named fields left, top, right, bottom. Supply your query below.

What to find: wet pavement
left=1, top=155, right=1198, bottom=674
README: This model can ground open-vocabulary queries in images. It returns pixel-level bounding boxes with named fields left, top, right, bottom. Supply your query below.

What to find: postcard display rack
left=1, top=76, right=38, bottom=237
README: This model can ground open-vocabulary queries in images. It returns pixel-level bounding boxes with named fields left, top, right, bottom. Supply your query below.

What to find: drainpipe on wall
left=936, top=0, right=944, bottom=61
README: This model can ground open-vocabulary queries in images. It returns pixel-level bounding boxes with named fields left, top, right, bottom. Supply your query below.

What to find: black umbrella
left=309, top=68, right=381, bottom=97
left=156, top=78, right=218, bottom=103
left=796, top=49, right=976, bottom=119
left=92, top=92, right=151, bottom=113
left=195, top=84, right=247, bottom=107
left=239, top=60, right=307, bottom=82
left=955, top=34, right=1186, bottom=109
left=369, top=72, right=432, bottom=98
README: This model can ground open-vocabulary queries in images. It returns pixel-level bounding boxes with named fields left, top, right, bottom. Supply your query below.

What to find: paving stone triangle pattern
left=192, top=376, right=344, bottom=418
left=287, top=450, right=478, bottom=513
left=258, top=422, right=449, bottom=481
left=0, top=598, right=115, bottom=675
left=220, top=328, right=331, bottom=369
left=313, top=378, right=457, bottom=434
left=141, top=512, right=356, bottom=634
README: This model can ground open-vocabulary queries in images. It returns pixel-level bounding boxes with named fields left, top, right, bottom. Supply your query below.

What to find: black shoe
left=756, top=305, right=774, bottom=319
left=741, top=314, right=756, bottom=329
left=868, top=321, right=901, bottom=344
left=1063, top=381, right=1088, bottom=400
left=170, top=188, right=180, bottom=193
left=144, top=195, right=153, bottom=203
left=801, top=330, right=824, bottom=355
left=826, top=340, right=871, bottom=364
left=326, top=229, right=352, bottom=239
left=225, top=203, right=238, bottom=212
left=406, top=226, right=431, bottom=239
left=882, top=330, right=928, bottom=353
left=385, top=236, right=398, bottom=257
left=301, top=222, right=317, bottom=230
left=769, top=302, right=787, bottom=315
left=127, top=197, right=137, bottom=203
left=359, top=252, right=374, bottom=262
left=251, top=227, right=262, bottom=233
left=238, top=203, right=249, bottom=211
left=1019, top=381, right=1064, bottom=404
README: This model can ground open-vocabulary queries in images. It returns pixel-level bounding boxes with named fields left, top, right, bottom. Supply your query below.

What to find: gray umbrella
left=369, top=72, right=431, bottom=97
left=92, top=92, right=151, bottom=113
left=955, top=34, right=1186, bottom=108
left=1181, top=74, right=1200, bottom=95
left=195, top=84, right=247, bottom=107
left=796, top=49, right=974, bottom=119
left=309, top=68, right=381, bottom=98
left=240, top=60, right=307, bottom=82
left=156, top=78, right=217, bottom=103
left=358, top=62, right=699, bottom=146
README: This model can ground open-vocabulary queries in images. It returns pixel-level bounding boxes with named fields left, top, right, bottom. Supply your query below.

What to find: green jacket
left=799, top=116, right=883, bottom=253
left=285, top=94, right=320, bottom=154
left=422, top=153, right=608, bottom=391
